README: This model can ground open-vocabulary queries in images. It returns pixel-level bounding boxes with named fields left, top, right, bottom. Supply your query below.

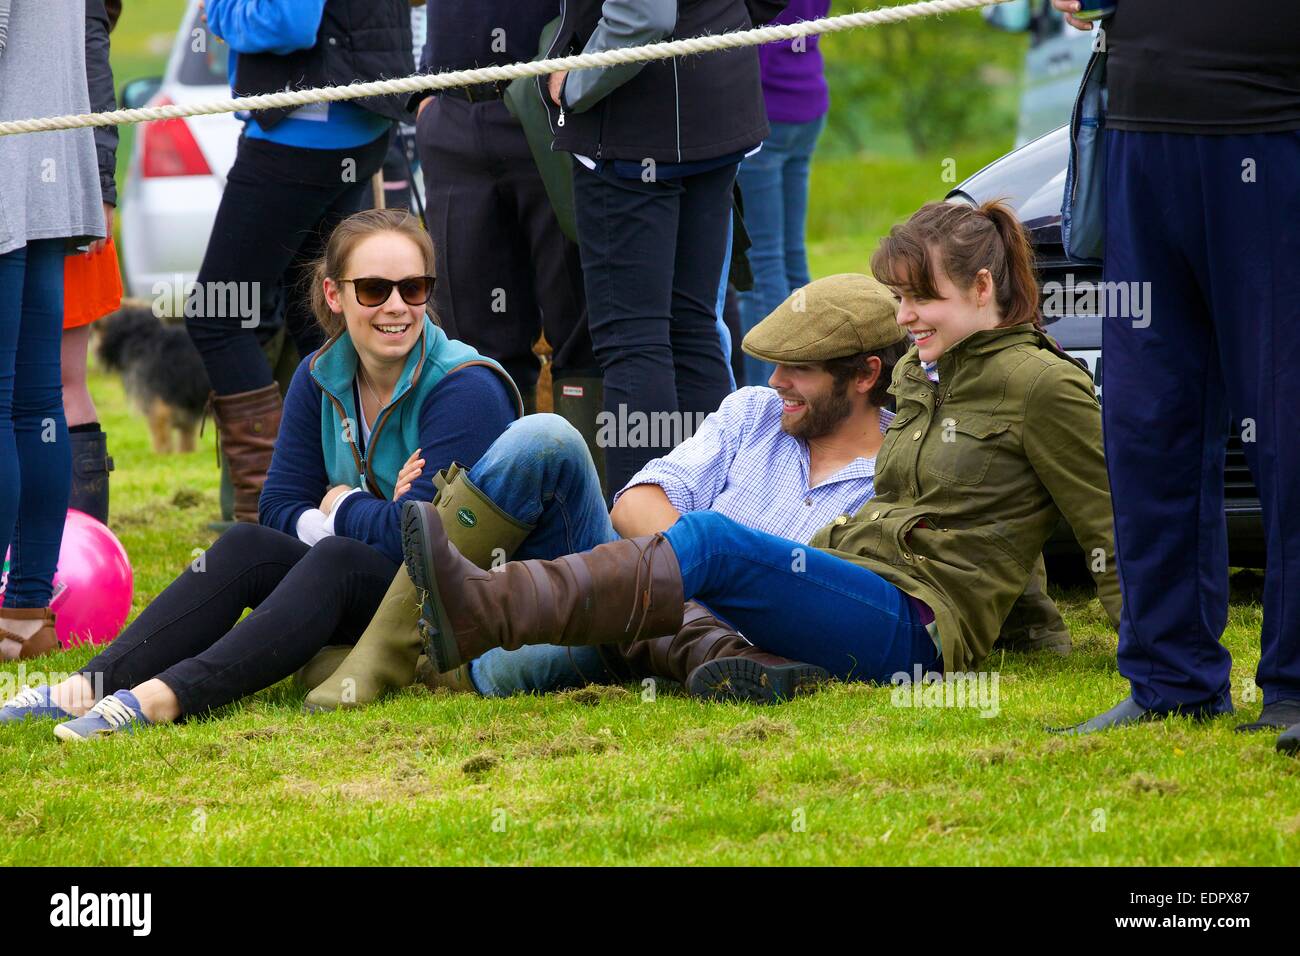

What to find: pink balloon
left=1, top=509, right=133, bottom=649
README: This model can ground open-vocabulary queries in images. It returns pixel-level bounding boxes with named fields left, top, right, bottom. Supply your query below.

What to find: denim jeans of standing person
left=462, top=414, right=940, bottom=694
left=0, top=240, right=71, bottom=609
left=736, top=116, right=826, bottom=388
left=573, top=160, right=737, bottom=498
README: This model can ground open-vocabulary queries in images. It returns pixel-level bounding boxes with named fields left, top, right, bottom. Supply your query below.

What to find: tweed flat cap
left=742, top=273, right=904, bottom=365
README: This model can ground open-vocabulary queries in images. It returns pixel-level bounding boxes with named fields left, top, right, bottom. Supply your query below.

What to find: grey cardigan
left=0, top=0, right=105, bottom=256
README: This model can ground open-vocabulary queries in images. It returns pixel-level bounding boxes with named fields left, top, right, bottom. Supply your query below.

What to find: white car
left=120, top=0, right=239, bottom=302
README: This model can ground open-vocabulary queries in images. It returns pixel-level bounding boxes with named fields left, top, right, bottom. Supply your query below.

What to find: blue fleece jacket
left=206, top=0, right=391, bottom=149
left=259, top=358, right=516, bottom=563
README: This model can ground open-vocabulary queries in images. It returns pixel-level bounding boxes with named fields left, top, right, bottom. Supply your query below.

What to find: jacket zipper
left=541, top=0, right=570, bottom=134
left=671, top=53, right=682, bottom=163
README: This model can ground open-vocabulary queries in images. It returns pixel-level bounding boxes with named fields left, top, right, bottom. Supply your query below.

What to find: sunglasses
left=338, top=275, right=436, bottom=308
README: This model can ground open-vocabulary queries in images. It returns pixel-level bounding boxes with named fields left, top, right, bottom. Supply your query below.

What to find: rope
left=0, top=0, right=1009, bottom=138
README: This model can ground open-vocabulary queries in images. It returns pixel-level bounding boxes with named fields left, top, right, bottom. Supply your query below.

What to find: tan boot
left=208, top=383, right=283, bottom=523
left=401, top=500, right=684, bottom=673
left=0, top=607, right=59, bottom=661
left=614, top=601, right=829, bottom=703
left=303, top=465, right=532, bottom=712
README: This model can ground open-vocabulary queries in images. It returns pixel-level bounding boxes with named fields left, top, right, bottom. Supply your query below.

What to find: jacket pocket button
left=870, top=510, right=880, bottom=520
left=834, top=515, right=848, bottom=526
left=912, top=430, right=922, bottom=440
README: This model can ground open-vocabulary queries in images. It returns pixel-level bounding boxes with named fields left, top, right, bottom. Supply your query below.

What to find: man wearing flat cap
left=326, top=275, right=1069, bottom=707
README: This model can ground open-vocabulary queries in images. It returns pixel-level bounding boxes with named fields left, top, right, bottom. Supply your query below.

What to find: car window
left=177, top=11, right=230, bottom=87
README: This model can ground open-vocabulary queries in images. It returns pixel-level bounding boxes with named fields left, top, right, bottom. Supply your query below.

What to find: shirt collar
left=795, top=406, right=893, bottom=490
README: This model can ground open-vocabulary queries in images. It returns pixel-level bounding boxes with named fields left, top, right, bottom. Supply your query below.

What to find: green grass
left=0, top=368, right=1296, bottom=866
left=6, top=2, right=1291, bottom=867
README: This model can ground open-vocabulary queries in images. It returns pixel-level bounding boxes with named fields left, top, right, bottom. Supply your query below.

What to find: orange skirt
left=64, top=237, right=124, bottom=330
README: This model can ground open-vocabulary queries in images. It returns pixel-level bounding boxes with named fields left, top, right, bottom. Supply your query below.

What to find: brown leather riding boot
left=208, top=383, right=283, bottom=523
left=614, top=601, right=830, bottom=704
left=401, top=500, right=684, bottom=673
left=0, top=607, right=59, bottom=661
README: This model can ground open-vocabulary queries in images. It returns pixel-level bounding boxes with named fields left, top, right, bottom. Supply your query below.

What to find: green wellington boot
left=303, top=464, right=534, bottom=712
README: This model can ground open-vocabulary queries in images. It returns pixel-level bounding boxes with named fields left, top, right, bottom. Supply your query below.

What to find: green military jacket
left=808, top=324, right=1122, bottom=672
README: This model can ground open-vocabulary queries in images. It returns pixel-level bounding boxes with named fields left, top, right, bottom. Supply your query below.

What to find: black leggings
left=184, top=131, right=390, bottom=396
left=78, top=524, right=399, bottom=717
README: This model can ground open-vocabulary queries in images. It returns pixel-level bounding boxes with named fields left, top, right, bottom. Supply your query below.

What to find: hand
left=320, top=484, right=352, bottom=515
left=417, top=96, right=433, bottom=118
left=393, top=448, right=424, bottom=500
left=548, top=71, right=567, bottom=107
left=1051, top=0, right=1094, bottom=30
left=87, top=203, right=114, bottom=255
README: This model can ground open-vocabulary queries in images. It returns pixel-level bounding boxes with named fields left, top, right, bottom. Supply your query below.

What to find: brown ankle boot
left=208, top=383, right=283, bottom=523
left=0, top=607, right=59, bottom=661
left=401, top=500, right=684, bottom=673
left=614, top=601, right=830, bottom=704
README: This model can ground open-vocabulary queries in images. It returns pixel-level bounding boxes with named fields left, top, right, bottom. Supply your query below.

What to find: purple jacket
left=759, top=0, right=831, bottom=124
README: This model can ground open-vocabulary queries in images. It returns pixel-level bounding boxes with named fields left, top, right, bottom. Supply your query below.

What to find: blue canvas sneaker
left=53, top=690, right=151, bottom=741
left=0, top=685, right=74, bottom=724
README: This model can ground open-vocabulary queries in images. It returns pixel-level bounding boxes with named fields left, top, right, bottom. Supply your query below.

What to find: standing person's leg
left=668, top=162, right=736, bottom=418
left=779, top=115, right=826, bottom=293
left=2, top=240, right=71, bottom=645
left=279, top=137, right=390, bottom=363
left=418, top=97, right=538, bottom=397
left=713, top=218, right=737, bottom=392
left=1195, top=131, right=1300, bottom=727
left=572, top=162, right=682, bottom=496
left=661, top=511, right=938, bottom=681
left=736, top=130, right=792, bottom=390
left=1102, top=131, right=1234, bottom=720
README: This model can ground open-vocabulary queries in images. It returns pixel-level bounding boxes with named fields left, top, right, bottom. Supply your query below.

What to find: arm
left=562, top=0, right=677, bottom=113
left=333, top=366, right=516, bottom=563
left=611, top=483, right=683, bottom=538
left=1023, top=361, right=1122, bottom=629
left=258, top=359, right=331, bottom=536
left=85, top=0, right=118, bottom=209
left=204, top=0, right=328, bottom=55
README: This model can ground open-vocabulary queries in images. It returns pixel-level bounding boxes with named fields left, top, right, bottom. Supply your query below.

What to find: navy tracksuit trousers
left=1103, top=129, right=1300, bottom=713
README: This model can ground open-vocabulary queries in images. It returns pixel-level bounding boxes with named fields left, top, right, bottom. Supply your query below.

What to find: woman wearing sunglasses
left=0, top=209, right=523, bottom=739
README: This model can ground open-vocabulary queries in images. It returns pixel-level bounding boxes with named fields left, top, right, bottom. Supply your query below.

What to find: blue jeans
left=663, top=510, right=939, bottom=682
left=0, top=240, right=70, bottom=609
left=466, top=414, right=618, bottom=695
left=736, top=117, right=826, bottom=388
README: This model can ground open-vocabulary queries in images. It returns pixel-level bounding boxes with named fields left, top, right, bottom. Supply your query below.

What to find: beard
left=780, top=379, right=854, bottom=440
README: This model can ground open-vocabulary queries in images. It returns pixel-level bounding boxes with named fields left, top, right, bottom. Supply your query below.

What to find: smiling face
left=322, top=231, right=429, bottom=369
left=769, top=360, right=880, bottom=440
left=893, top=249, right=1001, bottom=364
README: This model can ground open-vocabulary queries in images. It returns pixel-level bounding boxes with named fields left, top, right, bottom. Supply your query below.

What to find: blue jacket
left=259, top=318, right=522, bottom=563
left=206, top=0, right=398, bottom=148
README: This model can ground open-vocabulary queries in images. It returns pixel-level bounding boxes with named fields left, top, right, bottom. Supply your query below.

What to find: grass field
left=2, top=2, right=1297, bottom=868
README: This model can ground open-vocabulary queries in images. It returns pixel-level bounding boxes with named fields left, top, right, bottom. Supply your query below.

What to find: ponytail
left=871, top=198, right=1041, bottom=329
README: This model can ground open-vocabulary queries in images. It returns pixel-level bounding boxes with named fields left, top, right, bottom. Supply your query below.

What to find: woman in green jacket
left=396, top=199, right=1121, bottom=686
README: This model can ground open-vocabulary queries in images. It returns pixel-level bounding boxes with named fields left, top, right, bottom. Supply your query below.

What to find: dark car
left=946, top=126, right=1266, bottom=576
